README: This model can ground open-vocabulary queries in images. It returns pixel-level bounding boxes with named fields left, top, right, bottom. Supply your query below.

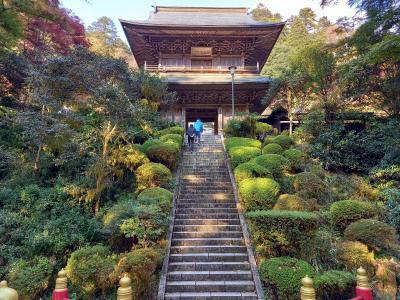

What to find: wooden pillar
left=182, top=107, right=186, bottom=129
left=218, top=107, right=223, bottom=132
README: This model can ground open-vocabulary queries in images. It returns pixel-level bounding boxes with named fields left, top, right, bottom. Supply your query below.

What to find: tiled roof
left=121, top=6, right=280, bottom=27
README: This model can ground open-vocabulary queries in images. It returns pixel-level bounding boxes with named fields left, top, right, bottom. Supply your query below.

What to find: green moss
left=330, top=200, right=378, bottom=230
left=136, top=162, right=172, bottom=191
left=146, top=142, right=180, bottom=169
left=238, top=177, right=280, bottom=210
left=273, top=194, right=314, bottom=211
left=344, top=219, right=398, bottom=251
left=137, top=187, right=173, bottom=213
left=234, top=162, right=272, bottom=183
left=160, top=133, right=183, bottom=146
left=156, top=126, right=184, bottom=137
left=260, top=257, right=314, bottom=300
left=262, top=143, right=283, bottom=154
left=229, top=146, right=261, bottom=168
left=273, top=135, right=294, bottom=149
left=293, top=172, right=329, bottom=204
left=224, top=137, right=261, bottom=151
left=314, top=270, right=356, bottom=299
left=251, top=154, right=290, bottom=177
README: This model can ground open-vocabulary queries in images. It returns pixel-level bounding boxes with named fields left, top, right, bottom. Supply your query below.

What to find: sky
left=61, top=0, right=356, bottom=43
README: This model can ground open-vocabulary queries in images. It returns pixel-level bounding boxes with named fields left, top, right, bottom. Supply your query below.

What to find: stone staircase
left=163, top=134, right=261, bottom=300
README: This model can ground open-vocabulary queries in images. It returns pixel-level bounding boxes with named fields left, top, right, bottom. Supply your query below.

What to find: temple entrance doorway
left=185, top=108, right=219, bottom=135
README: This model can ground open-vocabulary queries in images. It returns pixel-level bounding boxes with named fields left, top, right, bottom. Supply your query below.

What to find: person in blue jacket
left=194, top=119, right=204, bottom=143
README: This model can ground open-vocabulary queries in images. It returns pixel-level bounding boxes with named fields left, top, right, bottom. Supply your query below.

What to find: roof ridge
left=154, top=6, right=249, bottom=14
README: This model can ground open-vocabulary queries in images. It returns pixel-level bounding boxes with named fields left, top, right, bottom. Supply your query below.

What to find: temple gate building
left=121, top=6, right=284, bottom=133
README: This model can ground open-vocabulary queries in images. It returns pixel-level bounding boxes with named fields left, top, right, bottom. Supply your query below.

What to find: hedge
left=293, top=172, right=329, bottom=204
left=146, top=142, right=180, bottom=169
left=273, top=194, right=314, bottom=211
left=136, top=162, right=172, bottom=191
left=314, top=270, right=356, bottom=300
left=260, top=257, right=314, bottom=300
left=262, top=143, right=283, bottom=155
left=224, top=137, right=261, bottom=151
left=141, top=139, right=163, bottom=154
left=273, top=135, right=294, bottom=149
left=156, top=126, right=184, bottom=137
left=229, top=146, right=262, bottom=168
left=344, top=219, right=398, bottom=251
left=246, top=210, right=319, bottom=257
left=159, top=133, right=183, bottom=147
left=137, top=187, right=173, bottom=213
left=330, top=200, right=378, bottom=230
left=251, top=154, right=290, bottom=177
left=234, top=162, right=272, bottom=183
left=238, top=178, right=280, bottom=210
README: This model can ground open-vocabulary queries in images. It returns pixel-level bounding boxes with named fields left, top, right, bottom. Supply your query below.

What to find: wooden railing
left=144, top=64, right=260, bottom=73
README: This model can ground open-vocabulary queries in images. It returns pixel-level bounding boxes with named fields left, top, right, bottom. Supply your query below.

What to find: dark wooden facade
left=121, top=6, right=284, bottom=132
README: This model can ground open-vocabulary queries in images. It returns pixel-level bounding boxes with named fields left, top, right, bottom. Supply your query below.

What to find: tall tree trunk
left=289, top=115, right=293, bottom=136
left=34, top=141, right=42, bottom=172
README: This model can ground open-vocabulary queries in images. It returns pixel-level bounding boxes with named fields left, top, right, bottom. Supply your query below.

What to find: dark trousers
left=188, top=136, right=195, bottom=150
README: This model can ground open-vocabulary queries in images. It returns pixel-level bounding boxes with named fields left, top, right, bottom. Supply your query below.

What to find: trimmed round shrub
left=238, top=178, right=280, bottom=210
left=234, top=162, right=272, bottom=183
left=262, top=136, right=276, bottom=147
left=246, top=210, right=320, bottom=257
left=262, top=143, right=283, bottom=154
left=156, top=126, right=184, bottom=137
left=283, top=148, right=305, bottom=171
left=273, top=194, right=314, bottom=211
left=344, top=219, right=398, bottom=251
left=136, top=162, right=172, bottom=191
left=256, top=122, right=273, bottom=135
left=7, top=257, right=53, bottom=300
left=160, top=133, right=183, bottom=146
left=251, top=154, right=290, bottom=177
left=141, top=139, right=163, bottom=154
left=273, top=134, right=294, bottom=149
left=330, top=200, right=378, bottom=230
left=229, top=146, right=261, bottom=168
left=224, top=137, right=261, bottom=151
left=336, top=241, right=375, bottom=276
left=66, top=245, right=115, bottom=297
left=260, top=257, right=315, bottom=300
left=314, top=270, right=356, bottom=299
left=137, top=187, right=173, bottom=213
left=146, top=142, right=179, bottom=169
left=293, top=172, right=329, bottom=204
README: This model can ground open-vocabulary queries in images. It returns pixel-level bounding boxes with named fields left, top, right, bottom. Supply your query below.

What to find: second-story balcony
left=144, top=64, right=260, bottom=74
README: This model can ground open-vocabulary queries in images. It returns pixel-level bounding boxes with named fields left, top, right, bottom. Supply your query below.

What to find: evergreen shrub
left=293, top=172, right=329, bottom=204
left=273, top=135, right=294, bottom=149
left=314, top=270, right=356, bottom=300
left=137, top=187, right=173, bottom=213
left=246, top=210, right=319, bottom=257
left=224, top=137, right=261, bottom=151
left=336, top=241, right=375, bottom=276
left=344, top=219, right=398, bottom=251
left=273, top=194, right=316, bottom=211
left=141, top=139, right=163, bottom=154
left=255, top=122, right=273, bottom=136
left=262, top=143, right=283, bottom=154
left=229, top=146, right=261, bottom=168
left=136, top=162, right=172, bottom=191
left=160, top=133, right=183, bottom=147
left=260, top=256, right=314, bottom=300
left=234, top=161, right=272, bottom=183
left=330, top=200, right=378, bottom=230
left=263, top=136, right=276, bottom=147
left=7, top=257, right=53, bottom=300
left=156, top=126, right=184, bottom=137
left=109, top=145, right=149, bottom=171
left=238, top=177, right=280, bottom=210
left=251, top=154, right=290, bottom=177
left=283, top=148, right=305, bottom=171
left=146, top=142, right=180, bottom=169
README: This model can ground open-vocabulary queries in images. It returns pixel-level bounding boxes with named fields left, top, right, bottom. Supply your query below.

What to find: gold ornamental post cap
left=117, top=274, right=132, bottom=300
left=55, top=268, right=68, bottom=290
left=0, top=280, right=18, bottom=300
left=357, top=267, right=370, bottom=289
left=300, top=276, right=316, bottom=300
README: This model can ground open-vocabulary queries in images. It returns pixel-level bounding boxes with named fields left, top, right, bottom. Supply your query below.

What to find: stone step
left=169, top=262, right=251, bottom=272
left=170, top=253, right=248, bottom=263
left=178, top=194, right=234, bottom=199
left=167, top=270, right=253, bottom=281
left=170, top=245, right=247, bottom=254
left=174, top=219, right=240, bottom=226
left=180, top=187, right=233, bottom=192
left=173, top=224, right=241, bottom=232
left=176, top=208, right=238, bottom=215
left=165, top=280, right=255, bottom=293
left=171, top=238, right=244, bottom=247
left=177, top=199, right=235, bottom=204
left=175, top=213, right=239, bottom=220
left=164, top=291, right=258, bottom=300
left=176, top=203, right=236, bottom=209
left=173, top=231, right=243, bottom=239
